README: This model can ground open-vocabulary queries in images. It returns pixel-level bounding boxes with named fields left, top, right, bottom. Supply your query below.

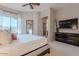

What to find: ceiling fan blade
left=22, top=3, right=40, bottom=9
left=22, top=3, right=29, bottom=7
left=31, top=3, right=40, bottom=5
left=30, top=4, right=34, bottom=9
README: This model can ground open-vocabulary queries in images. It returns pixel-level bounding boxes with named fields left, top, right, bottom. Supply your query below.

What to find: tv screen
left=59, top=18, right=78, bottom=29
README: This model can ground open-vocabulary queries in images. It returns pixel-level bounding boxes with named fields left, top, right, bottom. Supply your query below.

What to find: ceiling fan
left=22, top=3, right=40, bottom=9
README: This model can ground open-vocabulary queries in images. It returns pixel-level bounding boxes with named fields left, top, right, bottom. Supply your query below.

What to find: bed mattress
left=0, top=35, right=48, bottom=56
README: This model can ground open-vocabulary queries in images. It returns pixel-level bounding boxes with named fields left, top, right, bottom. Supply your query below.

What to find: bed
left=0, top=34, right=49, bottom=56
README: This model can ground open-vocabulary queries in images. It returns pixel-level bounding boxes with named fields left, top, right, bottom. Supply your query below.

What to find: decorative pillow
left=11, top=34, right=17, bottom=40
left=0, top=31, right=12, bottom=45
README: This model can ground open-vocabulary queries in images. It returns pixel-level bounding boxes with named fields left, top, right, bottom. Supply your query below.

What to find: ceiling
left=0, top=3, right=78, bottom=12
left=0, top=3, right=51, bottom=12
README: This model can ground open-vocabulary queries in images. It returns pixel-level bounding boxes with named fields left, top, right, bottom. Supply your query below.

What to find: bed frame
left=21, top=44, right=50, bottom=56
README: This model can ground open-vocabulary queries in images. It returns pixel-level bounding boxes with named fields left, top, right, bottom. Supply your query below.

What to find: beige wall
left=48, top=8, right=56, bottom=41
left=21, top=9, right=50, bottom=36
left=55, top=4, right=79, bottom=33
left=40, top=9, right=49, bottom=18
left=21, top=12, right=37, bottom=34
left=21, top=12, right=43, bottom=36
left=40, top=9, right=49, bottom=32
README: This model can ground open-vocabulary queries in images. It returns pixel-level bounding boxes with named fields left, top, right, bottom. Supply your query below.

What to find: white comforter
left=0, top=34, right=48, bottom=56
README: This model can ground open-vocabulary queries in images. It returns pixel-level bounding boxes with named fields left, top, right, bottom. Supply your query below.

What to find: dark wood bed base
left=37, top=48, right=50, bottom=56
left=21, top=44, right=49, bottom=56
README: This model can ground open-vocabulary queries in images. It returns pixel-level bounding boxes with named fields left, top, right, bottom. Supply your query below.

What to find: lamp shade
left=0, top=31, right=12, bottom=45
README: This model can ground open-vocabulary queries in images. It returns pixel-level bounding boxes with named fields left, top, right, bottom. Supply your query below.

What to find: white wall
left=55, top=4, right=79, bottom=33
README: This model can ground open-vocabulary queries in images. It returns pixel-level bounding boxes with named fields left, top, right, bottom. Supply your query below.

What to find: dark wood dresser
left=55, top=32, right=79, bottom=46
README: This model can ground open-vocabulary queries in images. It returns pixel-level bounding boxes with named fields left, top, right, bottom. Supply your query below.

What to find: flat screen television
left=59, top=18, right=78, bottom=29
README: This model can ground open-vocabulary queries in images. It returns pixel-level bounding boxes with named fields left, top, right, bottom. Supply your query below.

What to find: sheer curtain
left=0, top=10, right=22, bottom=34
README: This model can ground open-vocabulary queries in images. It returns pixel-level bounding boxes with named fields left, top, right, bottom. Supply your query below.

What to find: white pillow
left=0, top=31, right=12, bottom=45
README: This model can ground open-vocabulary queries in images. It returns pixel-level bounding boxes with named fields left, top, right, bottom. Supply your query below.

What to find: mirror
left=26, top=20, right=33, bottom=34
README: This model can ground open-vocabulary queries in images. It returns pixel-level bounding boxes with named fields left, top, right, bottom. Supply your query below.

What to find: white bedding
left=0, top=34, right=48, bottom=56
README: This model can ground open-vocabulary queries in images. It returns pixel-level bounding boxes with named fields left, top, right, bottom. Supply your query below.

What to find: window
left=0, top=15, right=2, bottom=30
left=11, top=17, right=17, bottom=34
left=3, top=16, right=10, bottom=32
left=0, top=11, right=22, bottom=34
left=17, top=17, right=21, bottom=34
